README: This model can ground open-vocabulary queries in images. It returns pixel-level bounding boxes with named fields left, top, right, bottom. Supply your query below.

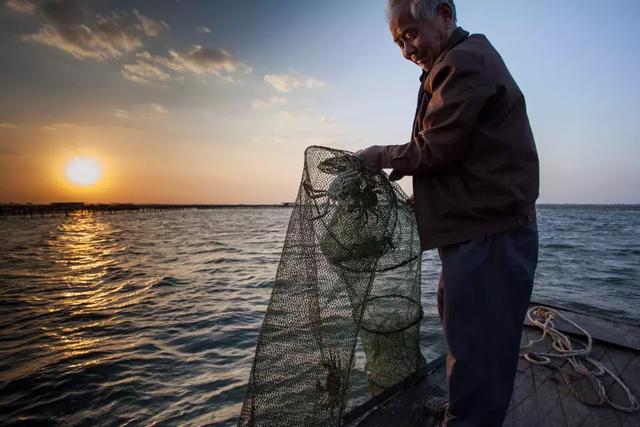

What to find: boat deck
left=344, top=303, right=640, bottom=426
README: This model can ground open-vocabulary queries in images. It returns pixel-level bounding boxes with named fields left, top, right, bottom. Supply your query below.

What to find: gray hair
left=387, top=0, right=458, bottom=24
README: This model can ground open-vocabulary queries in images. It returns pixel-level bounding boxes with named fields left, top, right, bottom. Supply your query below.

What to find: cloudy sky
left=0, top=0, right=639, bottom=204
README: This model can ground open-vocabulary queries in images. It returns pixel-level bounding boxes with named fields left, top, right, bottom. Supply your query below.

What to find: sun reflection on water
left=38, top=212, right=116, bottom=364
left=37, top=211, right=155, bottom=371
left=39, top=212, right=160, bottom=371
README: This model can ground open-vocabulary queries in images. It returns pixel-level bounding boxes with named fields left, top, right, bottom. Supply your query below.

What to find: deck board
left=619, top=353, right=640, bottom=426
left=348, top=304, right=640, bottom=427
left=506, top=333, right=636, bottom=427
left=510, top=359, right=536, bottom=410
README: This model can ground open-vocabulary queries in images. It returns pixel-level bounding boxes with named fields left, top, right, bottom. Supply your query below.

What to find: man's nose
left=403, top=43, right=417, bottom=60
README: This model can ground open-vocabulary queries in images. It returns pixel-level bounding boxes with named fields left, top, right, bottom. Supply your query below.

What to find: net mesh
left=239, top=146, right=425, bottom=426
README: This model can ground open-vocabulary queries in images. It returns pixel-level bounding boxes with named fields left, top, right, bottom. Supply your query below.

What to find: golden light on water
left=42, top=212, right=154, bottom=367
left=65, top=157, right=102, bottom=186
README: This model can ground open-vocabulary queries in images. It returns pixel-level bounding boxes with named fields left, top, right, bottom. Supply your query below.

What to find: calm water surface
left=0, top=206, right=638, bottom=425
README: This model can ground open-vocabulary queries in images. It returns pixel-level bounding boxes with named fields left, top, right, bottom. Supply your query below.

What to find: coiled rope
left=520, top=306, right=639, bottom=413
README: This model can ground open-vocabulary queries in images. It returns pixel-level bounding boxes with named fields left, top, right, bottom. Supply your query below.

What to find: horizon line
left=2, top=202, right=640, bottom=207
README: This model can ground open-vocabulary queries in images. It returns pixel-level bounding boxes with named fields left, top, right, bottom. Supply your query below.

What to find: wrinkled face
left=389, top=1, right=451, bottom=71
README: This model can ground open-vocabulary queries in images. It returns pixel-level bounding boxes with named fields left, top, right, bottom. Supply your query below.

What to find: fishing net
left=239, top=146, right=425, bottom=426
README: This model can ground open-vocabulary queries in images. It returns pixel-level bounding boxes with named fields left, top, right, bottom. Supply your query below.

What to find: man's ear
left=436, top=3, right=453, bottom=28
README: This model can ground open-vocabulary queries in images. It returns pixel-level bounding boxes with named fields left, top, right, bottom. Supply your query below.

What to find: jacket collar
left=420, top=27, right=470, bottom=83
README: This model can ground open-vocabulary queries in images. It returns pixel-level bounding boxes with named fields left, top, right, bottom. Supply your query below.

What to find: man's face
left=389, top=1, right=451, bottom=71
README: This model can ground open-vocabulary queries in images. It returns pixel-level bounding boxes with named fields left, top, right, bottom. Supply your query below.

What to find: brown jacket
left=378, top=27, right=539, bottom=250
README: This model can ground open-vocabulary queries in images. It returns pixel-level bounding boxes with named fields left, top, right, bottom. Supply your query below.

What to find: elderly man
left=360, top=0, right=539, bottom=425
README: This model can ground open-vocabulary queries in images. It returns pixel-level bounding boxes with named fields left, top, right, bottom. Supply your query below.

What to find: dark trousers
left=437, top=222, right=538, bottom=427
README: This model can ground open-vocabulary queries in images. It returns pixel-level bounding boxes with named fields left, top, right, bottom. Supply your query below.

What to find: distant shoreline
left=1, top=202, right=639, bottom=217
left=0, top=202, right=295, bottom=217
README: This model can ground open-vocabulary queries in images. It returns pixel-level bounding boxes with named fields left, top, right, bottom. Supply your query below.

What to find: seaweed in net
left=239, top=146, right=425, bottom=426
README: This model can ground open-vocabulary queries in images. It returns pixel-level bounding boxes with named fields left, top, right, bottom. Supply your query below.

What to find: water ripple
left=0, top=206, right=638, bottom=425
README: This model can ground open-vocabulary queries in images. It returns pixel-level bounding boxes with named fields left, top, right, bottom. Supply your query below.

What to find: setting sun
left=65, top=157, right=102, bottom=186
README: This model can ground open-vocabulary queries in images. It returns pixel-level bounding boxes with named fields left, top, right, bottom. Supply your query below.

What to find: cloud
left=133, top=9, right=169, bottom=37
left=122, top=58, right=171, bottom=84
left=122, top=46, right=250, bottom=85
left=252, top=96, right=287, bottom=109
left=0, top=122, right=17, bottom=129
left=22, top=1, right=249, bottom=87
left=41, top=122, right=75, bottom=132
left=167, top=45, right=250, bottom=76
left=5, top=0, right=35, bottom=14
left=114, top=109, right=131, bottom=119
left=278, top=111, right=336, bottom=125
left=264, top=73, right=327, bottom=93
left=149, top=103, right=168, bottom=114
left=319, top=116, right=337, bottom=125
left=24, top=13, right=144, bottom=61
left=23, top=2, right=169, bottom=61
left=113, top=104, right=167, bottom=120
left=195, top=26, right=210, bottom=34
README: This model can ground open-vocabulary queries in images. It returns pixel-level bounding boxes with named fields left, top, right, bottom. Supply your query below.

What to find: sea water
left=0, top=205, right=638, bottom=425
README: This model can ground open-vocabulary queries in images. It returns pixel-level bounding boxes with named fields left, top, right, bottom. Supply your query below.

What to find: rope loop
left=521, top=306, right=639, bottom=413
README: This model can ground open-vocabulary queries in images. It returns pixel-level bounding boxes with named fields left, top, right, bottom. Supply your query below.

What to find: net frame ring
left=356, top=294, right=424, bottom=335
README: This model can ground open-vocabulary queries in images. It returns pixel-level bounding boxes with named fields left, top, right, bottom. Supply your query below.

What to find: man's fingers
left=388, top=169, right=405, bottom=181
left=358, top=146, right=384, bottom=172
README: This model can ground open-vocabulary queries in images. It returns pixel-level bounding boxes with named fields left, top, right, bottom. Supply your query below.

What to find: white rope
left=521, top=306, right=639, bottom=413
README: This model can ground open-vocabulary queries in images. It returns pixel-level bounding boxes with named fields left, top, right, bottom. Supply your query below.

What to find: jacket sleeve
left=380, top=50, right=496, bottom=175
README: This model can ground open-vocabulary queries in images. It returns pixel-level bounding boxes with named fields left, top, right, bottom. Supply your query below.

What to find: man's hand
left=407, top=194, right=415, bottom=206
left=358, top=145, right=386, bottom=172
left=359, top=145, right=407, bottom=181
left=388, top=169, right=405, bottom=181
